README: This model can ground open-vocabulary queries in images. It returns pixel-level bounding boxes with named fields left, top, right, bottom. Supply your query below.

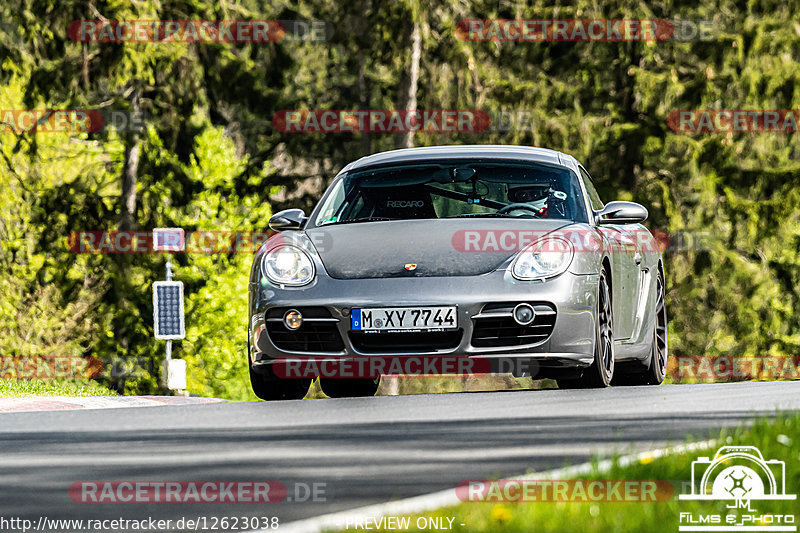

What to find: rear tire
left=557, top=268, right=614, bottom=389
left=250, top=364, right=311, bottom=401
left=319, top=378, right=380, bottom=398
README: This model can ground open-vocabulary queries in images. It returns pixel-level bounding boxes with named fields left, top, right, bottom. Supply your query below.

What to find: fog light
left=513, top=303, right=536, bottom=326
left=283, top=309, right=303, bottom=330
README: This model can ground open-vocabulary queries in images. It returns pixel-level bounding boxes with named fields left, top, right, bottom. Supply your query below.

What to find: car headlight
left=511, top=237, right=574, bottom=280
left=261, top=245, right=315, bottom=286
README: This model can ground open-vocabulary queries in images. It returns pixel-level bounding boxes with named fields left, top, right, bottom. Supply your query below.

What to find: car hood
left=305, top=219, right=574, bottom=279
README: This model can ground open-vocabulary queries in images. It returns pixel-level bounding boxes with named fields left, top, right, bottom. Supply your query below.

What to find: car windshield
left=314, top=161, right=589, bottom=226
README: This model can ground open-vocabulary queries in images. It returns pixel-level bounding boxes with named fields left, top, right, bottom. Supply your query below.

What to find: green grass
left=332, top=414, right=800, bottom=532
left=0, top=378, right=117, bottom=397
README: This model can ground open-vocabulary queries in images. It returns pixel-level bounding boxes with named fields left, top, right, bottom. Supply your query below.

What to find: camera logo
left=680, top=446, right=795, bottom=501
left=678, top=446, right=796, bottom=533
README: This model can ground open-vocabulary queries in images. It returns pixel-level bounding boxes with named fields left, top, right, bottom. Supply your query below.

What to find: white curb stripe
left=262, top=438, right=718, bottom=533
left=0, top=396, right=225, bottom=413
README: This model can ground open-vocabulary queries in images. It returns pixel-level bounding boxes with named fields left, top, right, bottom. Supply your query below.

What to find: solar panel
left=153, top=281, right=185, bottom=339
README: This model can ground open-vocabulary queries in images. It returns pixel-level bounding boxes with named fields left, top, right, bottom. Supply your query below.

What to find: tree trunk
left=356, top=0, right=372, bottom=156
left=398, top=20, right=421, bottom=149
left=119, top=89, right=141, bottom=232
left=119, top=140, right=139, bottom=232
left=358, top=47, right=372, bottom=156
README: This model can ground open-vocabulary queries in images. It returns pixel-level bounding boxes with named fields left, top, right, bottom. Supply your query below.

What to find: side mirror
left=596, top=201, right=648, bottom=225
left=269, top=208, right=307, bottom=231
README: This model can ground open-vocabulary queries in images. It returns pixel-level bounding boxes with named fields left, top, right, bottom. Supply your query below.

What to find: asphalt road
left=1, top=382, right=800, bottom=530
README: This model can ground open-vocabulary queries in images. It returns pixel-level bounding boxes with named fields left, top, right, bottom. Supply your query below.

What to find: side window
left=315, top=180, right=346, bottom=225
left=579, top=167, right=604, bottom=211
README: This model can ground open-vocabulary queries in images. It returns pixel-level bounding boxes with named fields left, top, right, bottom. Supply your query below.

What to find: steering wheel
left=496, top=203, right=543, bottom=216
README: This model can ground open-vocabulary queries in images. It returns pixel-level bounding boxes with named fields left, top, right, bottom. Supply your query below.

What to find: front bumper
left=249, top=269, right=599, bottom=374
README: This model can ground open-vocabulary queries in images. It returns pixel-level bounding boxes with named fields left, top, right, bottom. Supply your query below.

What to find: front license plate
left=351, top=306, right=457, bottom=332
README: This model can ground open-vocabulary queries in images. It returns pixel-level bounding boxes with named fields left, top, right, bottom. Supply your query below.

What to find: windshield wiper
left=330, top=216, right=397, bottom=225
left=452, top=213, right=533, bottom=218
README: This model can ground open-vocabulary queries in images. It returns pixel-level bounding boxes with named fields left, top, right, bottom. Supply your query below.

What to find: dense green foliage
left=0, top=1, right=798, bottom=399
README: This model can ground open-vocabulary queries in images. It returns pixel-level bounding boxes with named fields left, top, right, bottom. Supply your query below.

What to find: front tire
left=250, top=364, right=311, bottom=401
left=615, top=268, right=667, bottom=386
left=319, top=378, right=380, bottom=398
left=557, top=268, right=614, bottom=389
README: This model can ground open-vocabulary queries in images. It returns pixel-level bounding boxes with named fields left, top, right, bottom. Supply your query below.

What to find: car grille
left=265, top=307, right=345, bottom=353
left=349, top=330, right=463, bottom=353
left=471, top=303, right=556, bottom=348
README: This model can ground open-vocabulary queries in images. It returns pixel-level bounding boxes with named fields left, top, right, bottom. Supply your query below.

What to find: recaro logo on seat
left=387, top=200, right=424, bottom=208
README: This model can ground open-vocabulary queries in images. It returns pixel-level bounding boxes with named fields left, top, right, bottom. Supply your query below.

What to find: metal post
left=154, top=230, right=186, bottom=393
left=164, top=257, right=173, bottom=392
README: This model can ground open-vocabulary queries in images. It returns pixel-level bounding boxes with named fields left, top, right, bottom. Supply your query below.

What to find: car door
left=604, top=224, right=641, bottom=339
left=577, top=166, right=638, bottom=339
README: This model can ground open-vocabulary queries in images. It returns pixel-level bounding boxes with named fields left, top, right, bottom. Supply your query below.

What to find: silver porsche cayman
left=248, top=145, right=667, bottom=400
